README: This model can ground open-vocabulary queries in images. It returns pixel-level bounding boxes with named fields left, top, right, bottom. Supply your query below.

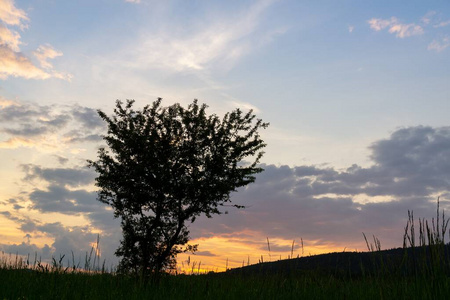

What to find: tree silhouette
left=88, top=99, right=268, bottom=275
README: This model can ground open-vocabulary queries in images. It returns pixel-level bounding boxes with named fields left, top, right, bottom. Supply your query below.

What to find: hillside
left=226, top=244, right=450, bottom=277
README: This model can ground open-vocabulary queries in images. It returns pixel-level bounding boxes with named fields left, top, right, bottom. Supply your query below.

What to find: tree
left=88, top=99, right=268, bottom=275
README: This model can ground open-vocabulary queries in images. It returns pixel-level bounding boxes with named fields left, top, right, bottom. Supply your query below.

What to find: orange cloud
left=0, top=23, right=20, bottom=50
left=0, top=1, right=71, bottom=80
left=0, top=137, right=36, bottom=148
left=33, top=44, right=63, bottom=69
left=428, top=36, right=450, bottom=52
left=0, top=45, right=53, bottom=79
left=0, top=96, right=18, bottom=107
left=0, top=0, right=29, bottom=27
left=368, top=17, right=424, bottom=38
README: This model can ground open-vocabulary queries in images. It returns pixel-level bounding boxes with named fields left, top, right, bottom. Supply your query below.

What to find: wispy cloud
left=434, top=20, right=450, bottom=28
left=428, top=36, right=450, bottom=52
left=228, top=100, right=261, bottom=113
left=420, top=11, right=450, bottom=28
left=125, top=0, right=282, bottom=73
left=125, top=0, right=141, bottom=3
left=368, top=17, right=423, bottom=38
left=33, top=44, right=63, bottom=69
left=421, top=11, right=436, bottom=25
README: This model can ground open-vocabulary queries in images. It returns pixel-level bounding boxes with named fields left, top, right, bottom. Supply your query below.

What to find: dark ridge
left=225, top=244, right=450, bottom=277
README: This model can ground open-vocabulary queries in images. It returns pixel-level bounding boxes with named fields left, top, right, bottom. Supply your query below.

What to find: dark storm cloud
left=21, top=164, right=96, bottom=187
left=190, top=126, right=450, bottom=250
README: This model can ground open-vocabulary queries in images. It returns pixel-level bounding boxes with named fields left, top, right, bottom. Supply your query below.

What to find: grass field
left=1, top=199, right=450, bottom=299
left=1, top=259, right=450, bottom=300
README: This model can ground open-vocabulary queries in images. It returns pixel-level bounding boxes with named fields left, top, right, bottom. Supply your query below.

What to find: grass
left=1, top=198, right=450, bottom=299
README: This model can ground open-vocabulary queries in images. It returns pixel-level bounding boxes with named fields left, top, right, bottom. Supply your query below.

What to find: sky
left=0, top=0, right=450, bottom=272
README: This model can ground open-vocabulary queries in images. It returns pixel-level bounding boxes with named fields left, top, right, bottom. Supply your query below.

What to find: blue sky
left=1, top=0, right=450, bottom=271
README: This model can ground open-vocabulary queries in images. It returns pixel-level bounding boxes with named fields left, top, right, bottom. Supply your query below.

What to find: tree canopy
left=88, top=99, right=268, bottom=275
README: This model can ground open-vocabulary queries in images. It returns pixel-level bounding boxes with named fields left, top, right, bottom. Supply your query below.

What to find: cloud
left=29, top=184, right=102, bottom=214
left=190, top=126, right=450, bottom=251
left=1, top=192, right=120, bottom=266
left=0, top=0, right=28, bottom=27
left=0, top=96, right=18, bottom=107
left=228, top=100, right=261, bottom=113
left=368, top=17, right=423, bottom=38
left=0, top=137, right=35, bottom=148
left=194, top=251, right=217, bottom=257
left=0, top=1, right=70, bottom=80
left=0, top=45, right=54, bottom=79
left=0, top=99, right=105, bottom=149
left=54, top=155, right=69, bottom=165
left=0, top=43, right=71, bottom=80
left=2, top=122, right=450, bottom=269
left=420, top=11, right=450, bottom=28
left=0, top=101, right=70, bottom=138
left=12, top=162, right=106, bottom=216
left=21, top=164, right=96, bottom=188
left=0, top=217, right=120, bottom=267
left=348, top=25, right=354, bottom=33
left=0, top=23, right=20, bottom=50
left=428, top=36, right=450, bottom=52
left=0, top=242, right=52, bottom=257
left=71, top=106, right=105, bottom=130
left=434, top=20, right=450, bottom=28
left=125, top=0, right=141, bottom=3
left=421, top=11, right=436, bottom=25
left=125, top=0, right=282, bottom=73
left=33, top=44, right=63, bottom=69
left=368, top=12, right=450, bottom=52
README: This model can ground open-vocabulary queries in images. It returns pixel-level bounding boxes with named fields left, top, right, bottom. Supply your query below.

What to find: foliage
left=88, top=99, right=268, bottom=275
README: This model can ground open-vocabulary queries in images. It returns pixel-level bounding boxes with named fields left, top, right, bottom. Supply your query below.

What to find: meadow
left=1, top=199, right=450, bottom=300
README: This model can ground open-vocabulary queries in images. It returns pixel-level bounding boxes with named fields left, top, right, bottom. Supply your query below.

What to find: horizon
left=1, top=0, right=450, bottom=272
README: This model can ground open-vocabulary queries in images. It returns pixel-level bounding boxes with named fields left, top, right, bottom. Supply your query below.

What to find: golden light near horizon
left=176, top=234, right=369, bottom=273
